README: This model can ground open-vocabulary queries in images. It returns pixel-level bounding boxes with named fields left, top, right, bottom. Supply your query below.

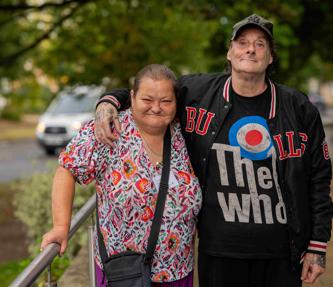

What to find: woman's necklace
left=140, top=132, right=163, bottom=168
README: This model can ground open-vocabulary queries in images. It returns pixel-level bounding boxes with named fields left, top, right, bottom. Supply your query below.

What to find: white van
left=36, top=85, right=105, bottom=154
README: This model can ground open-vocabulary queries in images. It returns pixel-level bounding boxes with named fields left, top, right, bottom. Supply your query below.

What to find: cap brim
left=231, top=23, right=273, bottom=40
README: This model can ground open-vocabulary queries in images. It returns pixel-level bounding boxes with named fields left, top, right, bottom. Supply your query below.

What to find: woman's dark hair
left=133, top=64, right=178, bottom=96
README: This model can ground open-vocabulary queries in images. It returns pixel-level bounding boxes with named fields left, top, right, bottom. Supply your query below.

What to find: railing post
left=45, top=264, right=57, bottom=287
left=88, top=214, right=96, bottom=287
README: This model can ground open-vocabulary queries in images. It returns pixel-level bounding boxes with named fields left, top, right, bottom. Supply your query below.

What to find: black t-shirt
left=199, top=85, right=290, bottom=258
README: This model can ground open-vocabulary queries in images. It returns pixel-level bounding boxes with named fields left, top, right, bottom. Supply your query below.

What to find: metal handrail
left=10, top=194, right=96, bottom=287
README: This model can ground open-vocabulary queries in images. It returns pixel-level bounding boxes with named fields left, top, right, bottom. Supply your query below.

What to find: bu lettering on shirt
left=185, top=106, right=215, bottom=135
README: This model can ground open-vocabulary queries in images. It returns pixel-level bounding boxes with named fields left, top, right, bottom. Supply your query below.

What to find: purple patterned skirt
left=95, top=263, right=193, bottom=287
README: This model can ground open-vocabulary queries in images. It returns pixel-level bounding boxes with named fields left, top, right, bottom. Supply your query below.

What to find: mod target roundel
left=229, top=116, right=272, bottom=160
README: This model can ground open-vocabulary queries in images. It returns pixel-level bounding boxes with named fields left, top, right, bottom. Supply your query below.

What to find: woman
left=41, top=64, right=202, bottom=287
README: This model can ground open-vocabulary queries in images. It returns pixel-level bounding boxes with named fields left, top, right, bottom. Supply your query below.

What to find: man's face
left=227, top=27, right=273, bottom=77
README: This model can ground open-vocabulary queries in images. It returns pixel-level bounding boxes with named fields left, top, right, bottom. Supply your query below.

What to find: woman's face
left=131, top=77, right=176, bottom=133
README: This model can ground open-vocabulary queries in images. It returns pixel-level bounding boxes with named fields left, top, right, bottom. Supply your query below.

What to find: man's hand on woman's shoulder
left=95, top=102, right=121, bottom=146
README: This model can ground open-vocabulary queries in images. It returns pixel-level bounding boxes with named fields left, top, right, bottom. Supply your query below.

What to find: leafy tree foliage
left=0, top=0, right=333, bottom=115
left=0, top=0, right=216, bottom=86
left=203, top=0, right=333, bottom=89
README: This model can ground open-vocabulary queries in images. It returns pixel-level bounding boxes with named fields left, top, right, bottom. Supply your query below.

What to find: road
left=0, top=139, right=57, bottom=182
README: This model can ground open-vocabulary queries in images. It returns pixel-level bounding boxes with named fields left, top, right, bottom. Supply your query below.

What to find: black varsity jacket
left=98, top=72, right=333, bottom=264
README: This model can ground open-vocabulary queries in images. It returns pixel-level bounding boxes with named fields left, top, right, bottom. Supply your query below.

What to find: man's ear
left=227, top=51, right=231, bottom=61
left=227, top=44, right=232, bottom=61
left=130, top=89, right=134, bottom=101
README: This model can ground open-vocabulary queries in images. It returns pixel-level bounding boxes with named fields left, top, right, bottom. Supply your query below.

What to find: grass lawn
left=0, top=259, right=31, bottom=286
left=0, top=257, right=71, bottom=286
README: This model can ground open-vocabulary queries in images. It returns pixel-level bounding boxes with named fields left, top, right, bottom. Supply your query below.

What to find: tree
left=0, top=0, right=333, bottom=116
left=0, top=0, right=216, bottom=86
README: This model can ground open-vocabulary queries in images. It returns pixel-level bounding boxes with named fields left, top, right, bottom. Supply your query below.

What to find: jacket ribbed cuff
left=307, top=240, right=327, bottom=255
left=95, top=95, right=120, bottom=110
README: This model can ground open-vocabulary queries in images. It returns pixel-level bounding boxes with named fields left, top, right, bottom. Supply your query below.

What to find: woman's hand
left=40, top=226, right=69, bottom=256
left=95, top=102, right=121, bottom=146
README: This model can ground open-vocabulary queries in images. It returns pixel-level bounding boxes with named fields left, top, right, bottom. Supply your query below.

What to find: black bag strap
left=96, top=127, right=172, bottom=265
left=144, top=127, right=171, bottom=264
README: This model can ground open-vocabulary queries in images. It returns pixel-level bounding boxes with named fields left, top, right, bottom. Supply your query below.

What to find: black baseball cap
left=231, top=14, right=273, bottom=40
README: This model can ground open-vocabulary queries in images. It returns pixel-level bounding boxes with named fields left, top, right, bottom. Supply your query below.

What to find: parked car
left=36, top=85, right=105, bottom=155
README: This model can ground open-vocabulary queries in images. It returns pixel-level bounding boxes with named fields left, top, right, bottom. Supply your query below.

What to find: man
left=94, top=14, right=332, bottom=287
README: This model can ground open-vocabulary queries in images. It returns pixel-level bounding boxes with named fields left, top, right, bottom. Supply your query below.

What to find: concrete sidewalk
left=58, top=246, right=90, bottom=287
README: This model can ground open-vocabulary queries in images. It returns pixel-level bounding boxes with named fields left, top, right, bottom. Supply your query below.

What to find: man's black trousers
left=198, top=252, right=302, bottom=287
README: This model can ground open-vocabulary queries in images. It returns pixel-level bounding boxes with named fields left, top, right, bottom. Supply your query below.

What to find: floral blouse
left=59, top=109, right=202, bottom=283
